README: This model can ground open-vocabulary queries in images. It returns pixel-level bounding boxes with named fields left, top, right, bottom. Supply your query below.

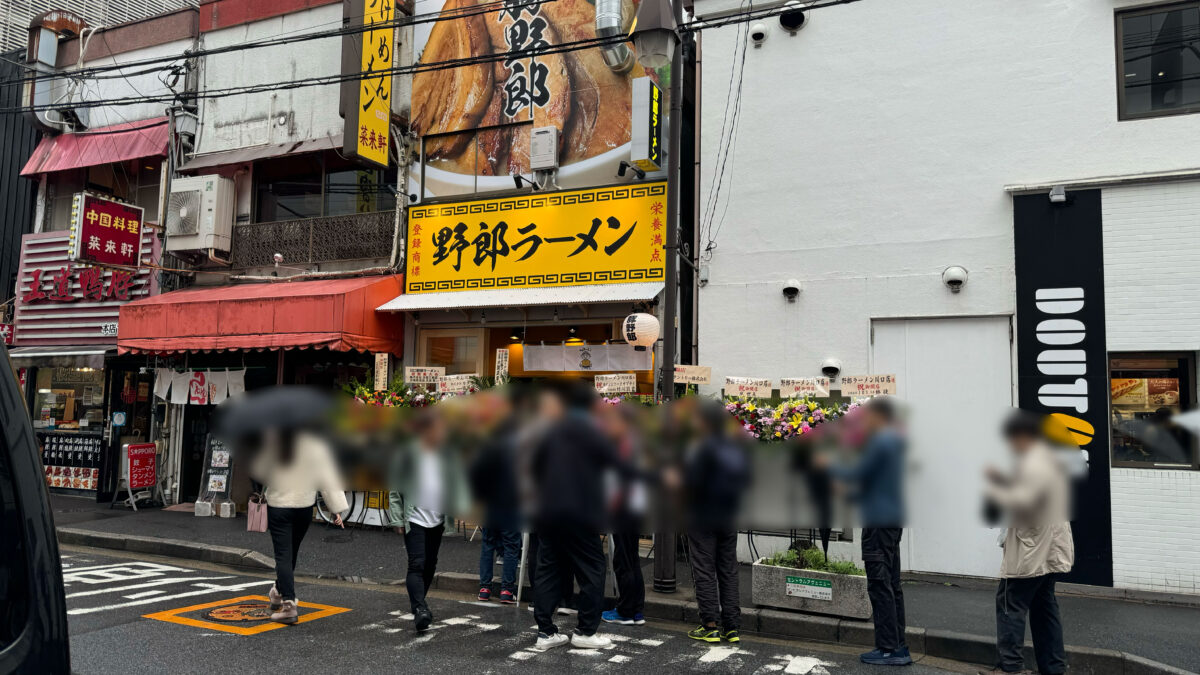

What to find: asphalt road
left=62, top=546, right=972, bottom=675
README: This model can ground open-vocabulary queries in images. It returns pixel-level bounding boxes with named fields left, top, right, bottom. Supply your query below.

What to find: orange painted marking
left=143, top=595, right=351, bottom=635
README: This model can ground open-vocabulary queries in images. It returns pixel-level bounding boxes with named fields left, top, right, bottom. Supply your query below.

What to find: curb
left=60, top=532, right=1190, bottom=675
left=57, top=527, right=275, bottom=571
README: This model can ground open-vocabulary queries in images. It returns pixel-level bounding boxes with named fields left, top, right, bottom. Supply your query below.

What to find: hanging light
left=622, top=313, right=661, bottom=352
left=510, top=327, right=524, bottom=341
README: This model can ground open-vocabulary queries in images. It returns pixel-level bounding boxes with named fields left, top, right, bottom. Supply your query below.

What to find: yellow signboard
left=406, top=183, right=667, bottom=293
left=346, top=0, right=394, bottom=168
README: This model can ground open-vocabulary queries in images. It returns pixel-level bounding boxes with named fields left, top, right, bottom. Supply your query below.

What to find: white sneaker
left=534, top=632, right=569, bottom=651
left=557, top=607, right=578, bottom=616
left=570, top=632, right=613, bottom=649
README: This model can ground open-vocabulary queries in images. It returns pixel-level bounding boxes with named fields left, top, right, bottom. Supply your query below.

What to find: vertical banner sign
left=69, top=193, right=144, bottom=268
left=374, top=353, right=390, bottom=391
left=1013, top=190, right=1112, bottom=586
left=631, top=77, right=663, bottom=172
left=495, top=348, right=510, bottom=381
left=342, top=0, right=395, bottom=168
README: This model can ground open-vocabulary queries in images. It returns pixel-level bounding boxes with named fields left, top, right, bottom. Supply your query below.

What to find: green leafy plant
left=760, top=545, right=865, bottom=576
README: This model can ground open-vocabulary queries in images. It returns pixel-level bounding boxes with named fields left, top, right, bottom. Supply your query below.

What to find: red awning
left=20, top=117, right=169, bottom=177
left=117, top=275, right=405, bottom=355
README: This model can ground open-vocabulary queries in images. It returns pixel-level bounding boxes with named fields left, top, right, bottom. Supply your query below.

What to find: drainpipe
left=596, top=0, right=635, bottom=73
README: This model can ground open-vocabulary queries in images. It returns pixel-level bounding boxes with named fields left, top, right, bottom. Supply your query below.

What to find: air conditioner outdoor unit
left=165, top=175, right=234, bottom=253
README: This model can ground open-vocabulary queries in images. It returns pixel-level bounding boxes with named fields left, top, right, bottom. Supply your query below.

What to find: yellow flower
left=808, top=416, right=815, bottom=423
left=746, top=403, right=756, bottom=413
left=807, top=402, right=818, bottom=412
left=774, top=431, right=782, bottom=437
left=789, top=414, right=804, bottom=429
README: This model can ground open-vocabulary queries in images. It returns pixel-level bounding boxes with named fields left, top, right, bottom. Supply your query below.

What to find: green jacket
left=385, top=441, right=469, bottom=534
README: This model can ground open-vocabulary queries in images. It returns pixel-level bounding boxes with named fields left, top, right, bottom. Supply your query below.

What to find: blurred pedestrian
left=470, top=395, right=522, bottom=604
left=249, top=427, right=347, bottom=625
left=528, top=382, right=647, bottom=652
left=601, top=403, right=648, bottom=627
left=979, top=410, right=1074, bottom=675
left=388, top=410, right=469, bottom=632
left=685, top=400, right=750, bottom=644
left=825, top=396, right=909, bottom=666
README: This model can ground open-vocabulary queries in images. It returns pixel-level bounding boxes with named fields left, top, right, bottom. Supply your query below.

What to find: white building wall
left=195, top=3, right=344, bottom=154
left=76, top=38, right=194, bottom=128
left=693, top=0, right=1200, bottom=586
left=1102, top=181, right=1200, bottom=593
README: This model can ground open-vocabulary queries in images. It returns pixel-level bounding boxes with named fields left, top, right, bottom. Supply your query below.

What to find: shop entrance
left=870, top=315, right=1013, bottom=578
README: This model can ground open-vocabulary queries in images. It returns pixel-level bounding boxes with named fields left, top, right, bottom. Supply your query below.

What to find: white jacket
left=251, top=431, right=349, bottom=513
left=986, top=442, right=1074, bottom=579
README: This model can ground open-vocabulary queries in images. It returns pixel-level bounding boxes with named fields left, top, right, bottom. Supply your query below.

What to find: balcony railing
left=231, top=210, right=395, bottom=268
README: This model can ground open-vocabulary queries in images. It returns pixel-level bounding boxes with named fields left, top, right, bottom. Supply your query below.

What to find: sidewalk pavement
left=53, top=495, right=1200, bottom=673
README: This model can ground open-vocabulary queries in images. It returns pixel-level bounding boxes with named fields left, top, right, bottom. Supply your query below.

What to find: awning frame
left=376, top=282, right=665, bottom=313
left=7, top=345, right=113, bottom=369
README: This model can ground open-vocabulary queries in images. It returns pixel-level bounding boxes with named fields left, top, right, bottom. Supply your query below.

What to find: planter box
left=751, top=560, right=872, bottom=620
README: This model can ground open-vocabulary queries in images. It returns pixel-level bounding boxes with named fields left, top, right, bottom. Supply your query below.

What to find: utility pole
left=652, top=0, right=685, bottom=595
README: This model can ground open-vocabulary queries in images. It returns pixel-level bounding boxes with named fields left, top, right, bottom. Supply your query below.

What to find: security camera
left=779, top=1, right=807, bottom=33
left=750, top=22, right=768, bottom=46
left=942, top=265, right=968, bottom=293
left=273, top=253, right=284, bottom=264
left=782, top=278, right=801, bottom=302
left=821, top=358, right=842, bottom=380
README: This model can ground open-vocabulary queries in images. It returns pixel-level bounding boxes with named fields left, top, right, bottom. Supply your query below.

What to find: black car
left=0, top=344, right=70, bottom=673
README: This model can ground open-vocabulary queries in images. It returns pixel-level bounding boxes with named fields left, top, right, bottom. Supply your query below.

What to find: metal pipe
left=227, top=265, right=394, bottom=282
left=596, top=0, right=635, bottom=73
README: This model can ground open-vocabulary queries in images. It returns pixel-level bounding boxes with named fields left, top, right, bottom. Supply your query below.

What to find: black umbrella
left=214, top=386, right=334, bottom=441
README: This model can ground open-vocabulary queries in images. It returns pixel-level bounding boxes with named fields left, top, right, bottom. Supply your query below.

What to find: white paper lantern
left=623, top=313, right=660, bottom=351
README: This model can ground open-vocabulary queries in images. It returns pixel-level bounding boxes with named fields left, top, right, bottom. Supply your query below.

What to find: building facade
left=692, top=0, right=1200, bottom=593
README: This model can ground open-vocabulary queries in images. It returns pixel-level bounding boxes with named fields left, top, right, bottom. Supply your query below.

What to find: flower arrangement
left=343, top=377, right=478, bottom=407
left=724, top=397, right=854, bottom=440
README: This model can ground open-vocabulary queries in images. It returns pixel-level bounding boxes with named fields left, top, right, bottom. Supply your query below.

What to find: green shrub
left=760, top=545, right=865, bottom=576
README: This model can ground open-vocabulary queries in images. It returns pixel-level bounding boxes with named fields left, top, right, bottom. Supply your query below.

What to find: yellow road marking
left=143, top=595, right=351, bottom=636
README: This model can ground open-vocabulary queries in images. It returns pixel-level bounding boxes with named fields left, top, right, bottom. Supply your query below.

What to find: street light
left=632, top=0, right=684, bottom=595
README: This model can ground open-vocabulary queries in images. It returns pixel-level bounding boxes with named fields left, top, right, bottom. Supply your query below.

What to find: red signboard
left=127, top=443, right=157, bottom=490
left=12, top=230, right=158, bottom=346
left=70, top=193, right=144, bottom=268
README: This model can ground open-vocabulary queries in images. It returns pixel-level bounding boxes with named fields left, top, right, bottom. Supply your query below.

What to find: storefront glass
left=32, top=367, right=105, bottom=429
left=1110, top=353, right=1198, bottom=468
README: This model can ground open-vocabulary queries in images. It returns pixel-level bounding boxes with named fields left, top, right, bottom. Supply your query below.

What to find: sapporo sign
left=341, top=0, right=395, bottom=169
left=406, top=183, right=667, bottom=293
left=69, top=193, right=144, bottom=268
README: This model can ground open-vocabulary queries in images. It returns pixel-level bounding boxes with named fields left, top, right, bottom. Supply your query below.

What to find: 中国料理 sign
left=70, top=193, right=144, bottom=268
left=406, top=183, right=667, bottom=293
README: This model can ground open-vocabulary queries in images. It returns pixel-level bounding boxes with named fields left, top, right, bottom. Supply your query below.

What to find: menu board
left=41, top=432, right=103, bottom=491
left=197, top=435, right=233, bottom=506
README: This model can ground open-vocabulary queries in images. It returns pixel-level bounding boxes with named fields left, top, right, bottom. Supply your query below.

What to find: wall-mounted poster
left=409, top=0, right=670, bottom=197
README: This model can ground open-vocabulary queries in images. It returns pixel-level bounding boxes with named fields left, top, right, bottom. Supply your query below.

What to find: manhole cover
left=202, top=602, right=273, bottom=622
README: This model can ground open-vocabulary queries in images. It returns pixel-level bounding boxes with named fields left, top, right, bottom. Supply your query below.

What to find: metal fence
left=231, top=210, right=395, bottom=268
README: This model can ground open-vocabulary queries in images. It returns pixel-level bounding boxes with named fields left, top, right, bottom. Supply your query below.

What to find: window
left=1110, top=353, right=1198, bottom=469
left=254, top=153, right=397, bottom=223
left=417, top=328, right=485, bottom=375
left=1117, top=3, right=1200, bottom=119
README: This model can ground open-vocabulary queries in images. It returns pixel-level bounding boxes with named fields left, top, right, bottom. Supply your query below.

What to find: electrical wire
left=0, top=0, right=868, bottom=114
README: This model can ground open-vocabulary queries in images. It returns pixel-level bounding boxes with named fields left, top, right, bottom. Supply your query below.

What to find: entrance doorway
left=870, top=316, right=1013, bottom=578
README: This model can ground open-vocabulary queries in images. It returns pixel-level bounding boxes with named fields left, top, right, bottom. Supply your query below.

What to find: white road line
left=639, top=638, right=664, bottom=647
left=122, top=590, right=167, bottom=600
left=699, top=646, right=742, bottom=663
left=609, top=655, right=632, bottom=663
left=779, top=655, right=831, bottom=674
left=68, top=579, right=272, bottom=615
left=509, top=650, right=537, bottom=660
left=65, top=576, right=235, bottom=599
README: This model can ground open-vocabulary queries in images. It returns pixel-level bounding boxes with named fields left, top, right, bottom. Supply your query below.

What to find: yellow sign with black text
left=343, top=0, right=394, bottom=168
left=406, top=183, right=667, bottom=293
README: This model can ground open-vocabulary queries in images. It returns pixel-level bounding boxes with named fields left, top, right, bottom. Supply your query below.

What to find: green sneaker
left=722, top=629, right=740, bottom=643
left=688, top=625, right=721, bottom=643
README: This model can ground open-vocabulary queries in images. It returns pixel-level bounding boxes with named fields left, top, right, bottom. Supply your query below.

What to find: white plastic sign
left=595, top=373, right=637, bottom=394
left=780, top=377, right=830, bottom=398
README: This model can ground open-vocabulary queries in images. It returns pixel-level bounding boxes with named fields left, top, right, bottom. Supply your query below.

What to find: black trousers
left=612, top=529, right=646, bottom=618
left=528, top=531, right=575, bottom=608
left=995, top=575, right=1066, bottom=674
left=687, top=528, right=740, bottom=630
left=404, top=522, right=444, bottom=613
left=862, top=527, right=906, bottom=652
left=267, top=505, right=312, bottom=601
left=533, top=528, right=605, bottom=636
